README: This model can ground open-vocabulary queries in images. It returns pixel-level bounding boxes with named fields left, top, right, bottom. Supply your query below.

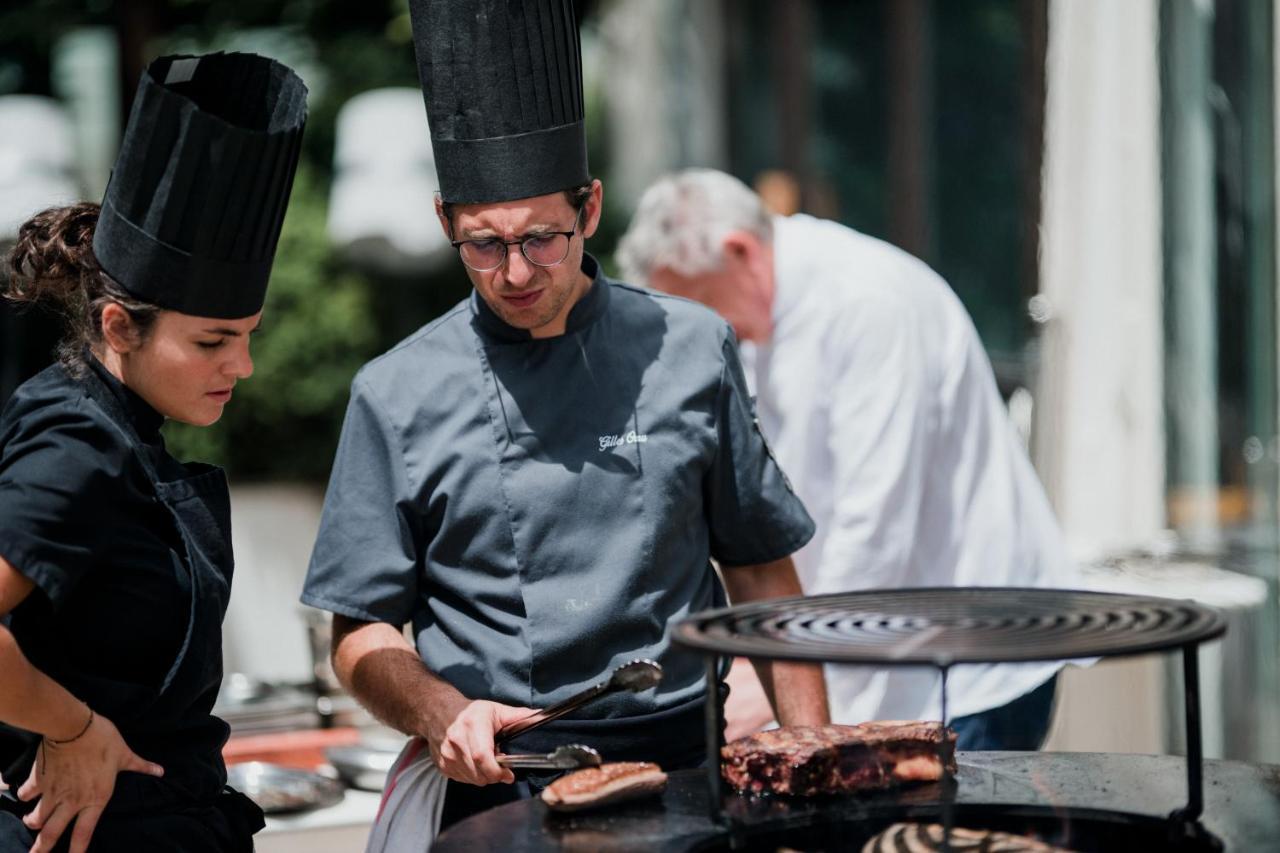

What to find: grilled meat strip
left=861, top=822, right=1077, bottom=852
left=720, top=720, right=956, bottom=796
left=541, top=762, right=667, bottom=813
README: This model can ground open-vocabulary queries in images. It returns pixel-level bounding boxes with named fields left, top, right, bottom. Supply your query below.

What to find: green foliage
left=163, top=164, right=379, bottom=481
left=300, top=29, right=418, bottom=180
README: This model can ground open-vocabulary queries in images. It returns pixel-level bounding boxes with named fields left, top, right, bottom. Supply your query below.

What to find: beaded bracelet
left=46, top=707, right=94, bottom=746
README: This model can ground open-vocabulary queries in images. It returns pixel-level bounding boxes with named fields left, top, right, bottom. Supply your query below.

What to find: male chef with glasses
left=301, top=0, right=828, bottom=840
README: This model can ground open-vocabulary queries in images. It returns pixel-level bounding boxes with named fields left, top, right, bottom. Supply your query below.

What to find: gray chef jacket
left=302, top=255, right=814, bottom=718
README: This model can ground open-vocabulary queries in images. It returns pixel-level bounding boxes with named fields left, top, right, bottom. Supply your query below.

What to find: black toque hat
left=93, top=52, right=308, bottom=319
left=409, top=0, right=589, bottom=204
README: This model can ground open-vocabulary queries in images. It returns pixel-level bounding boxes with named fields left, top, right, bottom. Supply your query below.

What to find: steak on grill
left=720, top=720, right=956, bottom=796
left=540, top=762, right=667, bottom=812
left=862, top=822, right=1077, bottom=852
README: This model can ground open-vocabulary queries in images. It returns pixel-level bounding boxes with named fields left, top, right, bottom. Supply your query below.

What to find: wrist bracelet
left=46, top=706, right=94, bottom=746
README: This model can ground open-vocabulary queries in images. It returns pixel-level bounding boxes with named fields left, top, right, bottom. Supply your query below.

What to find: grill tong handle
left=495, top=659, right=663, bottom=746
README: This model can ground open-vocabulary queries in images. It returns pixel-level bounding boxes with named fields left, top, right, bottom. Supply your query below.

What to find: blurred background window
left=723, top=0, right=1045, bottom=392
left=1162, top=0, right=1278, bottom=548
left=1160, top=0, right=1279, bottom=761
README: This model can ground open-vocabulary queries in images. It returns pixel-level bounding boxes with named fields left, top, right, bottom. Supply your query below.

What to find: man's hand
left=428, top=700, right=534, bottom=786
left=330, top=615, right=537, bottom=787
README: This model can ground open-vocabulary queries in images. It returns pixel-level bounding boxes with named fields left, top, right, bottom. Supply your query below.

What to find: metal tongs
left=496, top=744, right=602, bottom=771
left=495, top=658, right=664, bottom=746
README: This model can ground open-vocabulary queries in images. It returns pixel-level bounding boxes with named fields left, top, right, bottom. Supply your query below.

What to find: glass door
left=1161, top=0, right=1280, bottom=761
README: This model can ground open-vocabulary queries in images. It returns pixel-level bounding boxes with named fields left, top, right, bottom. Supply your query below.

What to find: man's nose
left=502, top=245, right=535, bottom=287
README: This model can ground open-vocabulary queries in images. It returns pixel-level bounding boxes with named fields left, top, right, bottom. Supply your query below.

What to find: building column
left=1037, top=0, right=1165, bottom=557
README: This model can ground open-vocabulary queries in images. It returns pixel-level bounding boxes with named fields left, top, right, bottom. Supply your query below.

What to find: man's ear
left=101, top=302, right=139, bottom=354
left=582, top=179, right=605, bottom=239
left=722, top=230, right=774, bottom=299
left=722, top=231, right=762, bottom=270
left=434, top=194, right=453, bottom=241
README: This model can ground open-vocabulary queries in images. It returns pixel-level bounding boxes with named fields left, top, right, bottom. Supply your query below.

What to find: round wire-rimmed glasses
left=451, top=207, right=585, bottom=272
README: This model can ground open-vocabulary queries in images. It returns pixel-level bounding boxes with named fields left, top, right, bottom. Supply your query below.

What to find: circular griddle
left=433, top=757, right=1280, bottom=852
left=672, top=587, right=1226, bottom=665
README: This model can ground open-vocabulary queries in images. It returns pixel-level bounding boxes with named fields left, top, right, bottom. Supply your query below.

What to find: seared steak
left=541, top=762, right=667, bottom=812
left=720, top=721, right=956, bottom=796
left=862, top=823, right=1076, bottom=852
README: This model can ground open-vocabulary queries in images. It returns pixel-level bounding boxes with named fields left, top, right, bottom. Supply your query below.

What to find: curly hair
left=5, top=203, right=160, bottom=373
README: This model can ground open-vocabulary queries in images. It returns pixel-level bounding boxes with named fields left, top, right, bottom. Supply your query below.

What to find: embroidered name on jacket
left=599, top=431, right=649, bottom=451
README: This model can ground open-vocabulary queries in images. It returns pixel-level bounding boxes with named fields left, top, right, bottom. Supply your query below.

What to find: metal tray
left=326, top=743, right=400, bottom=791
left=226, top=761, right=345, bottom=815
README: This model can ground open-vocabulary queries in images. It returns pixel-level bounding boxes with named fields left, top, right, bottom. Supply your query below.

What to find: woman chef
left=0, top=52, right=306, bottom=852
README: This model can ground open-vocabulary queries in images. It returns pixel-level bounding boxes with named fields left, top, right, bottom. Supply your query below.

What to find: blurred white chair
left=0, top=96, right=81, bottom=240
left=327, top=88, right=452, bottom=275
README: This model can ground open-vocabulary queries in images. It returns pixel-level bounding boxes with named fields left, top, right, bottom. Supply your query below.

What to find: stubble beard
left=493, top=274, right=580, bottom=333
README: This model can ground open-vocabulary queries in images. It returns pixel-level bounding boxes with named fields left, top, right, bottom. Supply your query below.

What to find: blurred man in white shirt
left=617, top=168, right=1078, bottom=750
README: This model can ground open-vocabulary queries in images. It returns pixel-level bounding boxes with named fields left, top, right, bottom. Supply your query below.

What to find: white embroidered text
left=599, top=431, right=649, bottom=451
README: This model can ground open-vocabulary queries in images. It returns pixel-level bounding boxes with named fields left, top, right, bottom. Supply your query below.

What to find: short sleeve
left=301, top=376, right=420, bottom=625
left=0, top=402, right=132, bottom=609
left=705, top=334, right=815, bottom=566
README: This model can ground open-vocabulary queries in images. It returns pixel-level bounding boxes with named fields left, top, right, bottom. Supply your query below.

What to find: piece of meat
left=540, top=762, right=667, bottom=813
left=720, top=720, right=956, bottom=796
left=861, top=822, right=1077, bottom=852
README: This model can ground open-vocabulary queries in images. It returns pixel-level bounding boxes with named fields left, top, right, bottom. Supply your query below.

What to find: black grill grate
left=673, top=587, right=1226, bottom=665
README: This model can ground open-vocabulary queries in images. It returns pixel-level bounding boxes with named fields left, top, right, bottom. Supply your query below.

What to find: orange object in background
left=223, top=727, right=362, bottom=772
left=753, top=169, right=802, bottom=216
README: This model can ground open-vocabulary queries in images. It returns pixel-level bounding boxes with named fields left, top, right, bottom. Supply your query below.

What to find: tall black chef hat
left=409, top=0, right=589, bottom=204
left=93, top=52, right=308, bottom=319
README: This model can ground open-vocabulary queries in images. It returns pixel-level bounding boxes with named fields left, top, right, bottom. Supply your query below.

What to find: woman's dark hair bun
left=5, top=202, right=102, bottom=314
left=4, top=202, right=160, bottom=372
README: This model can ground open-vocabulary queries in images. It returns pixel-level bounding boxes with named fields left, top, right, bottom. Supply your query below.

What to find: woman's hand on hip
left=17, top=710, right=164, bottom=853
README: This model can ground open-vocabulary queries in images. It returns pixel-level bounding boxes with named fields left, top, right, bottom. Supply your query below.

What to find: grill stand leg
left=1167, top=643, right=1222, bottom=850
left=938, top=664, right=953, bottom=853
left=706, top=654, right=724, bottom=826
left=1180, top=643, right=1203, bottom=821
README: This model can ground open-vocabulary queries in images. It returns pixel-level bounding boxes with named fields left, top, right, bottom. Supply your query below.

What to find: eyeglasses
left=451, top=207, right=585, bottom=272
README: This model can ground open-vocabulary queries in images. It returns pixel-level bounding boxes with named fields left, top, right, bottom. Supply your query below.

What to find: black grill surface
left=672, top=587, right=1226, bottom=665
left=433, top=755, right=1280, bottom=852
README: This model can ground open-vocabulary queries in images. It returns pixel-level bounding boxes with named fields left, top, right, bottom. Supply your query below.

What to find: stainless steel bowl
left=326, top=738, right=405, bottom=791
left=226, top=761, right=345, bottom=814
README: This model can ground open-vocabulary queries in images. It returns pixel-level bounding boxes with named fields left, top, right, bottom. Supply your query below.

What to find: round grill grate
left=673, top=587, right=1226, bottom=665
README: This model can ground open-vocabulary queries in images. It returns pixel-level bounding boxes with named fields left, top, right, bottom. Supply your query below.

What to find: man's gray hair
left=617, top=168, right=773, bottom=285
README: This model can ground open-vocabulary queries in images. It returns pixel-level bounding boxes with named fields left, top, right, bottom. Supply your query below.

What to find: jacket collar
left=470, top=253, right=610, bottom=343
left=83, top=352, right=166, bottom=442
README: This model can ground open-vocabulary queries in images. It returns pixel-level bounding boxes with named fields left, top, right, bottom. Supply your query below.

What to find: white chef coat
left=740, top=214, right=1078, bottom=722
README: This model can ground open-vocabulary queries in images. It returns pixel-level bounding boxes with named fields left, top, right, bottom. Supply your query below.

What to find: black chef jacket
left=0, top=357, right=255, bottom=849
